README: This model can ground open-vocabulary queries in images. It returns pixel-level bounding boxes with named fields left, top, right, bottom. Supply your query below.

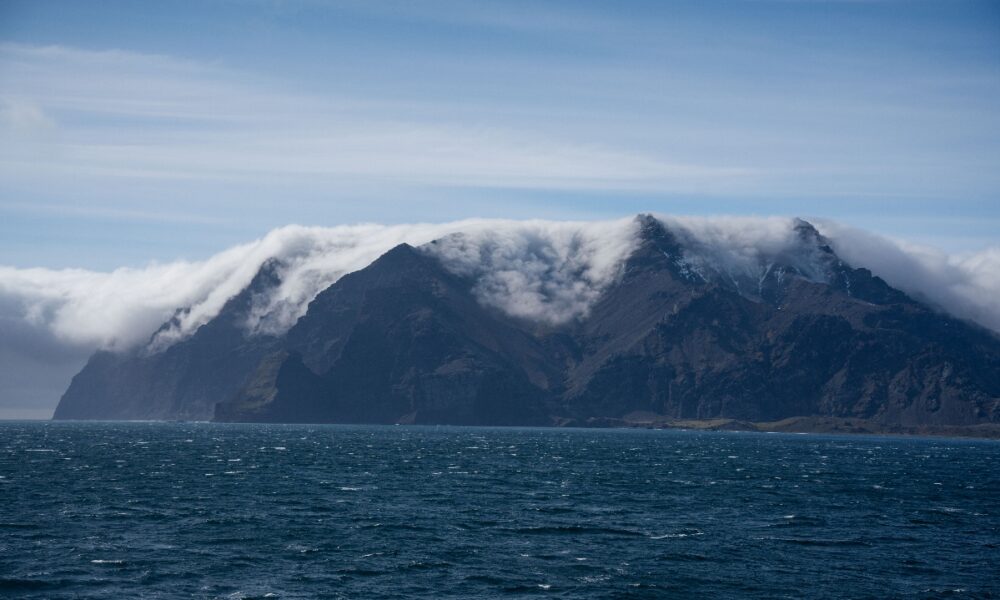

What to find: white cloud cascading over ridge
left=425, top=219, right=638, bottom=324
left=813, top=220, right=1000, bottom=334
left=1, top=216, right=999, bottom=365
left=660, top=215, right=837, bottom=288
left=660, top=216, right=1000, bottom=334
left=0, top=218, right=641, bottom=356
left=231, top=218, right=640, bottom=342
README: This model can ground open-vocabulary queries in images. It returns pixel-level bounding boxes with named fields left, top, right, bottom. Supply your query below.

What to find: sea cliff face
left=54, top=215, right=1000, bottom=427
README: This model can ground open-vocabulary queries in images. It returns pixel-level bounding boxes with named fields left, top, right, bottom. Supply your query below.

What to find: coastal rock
left=55, top=215, right=1000, bottom=428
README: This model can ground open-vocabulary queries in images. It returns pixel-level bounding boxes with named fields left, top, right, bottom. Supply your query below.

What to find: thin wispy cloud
left=0, top=97, right=55, bottom=132
left=0, top=43, right=754, bottom=193
left=0, top=200, right=230, bottom=225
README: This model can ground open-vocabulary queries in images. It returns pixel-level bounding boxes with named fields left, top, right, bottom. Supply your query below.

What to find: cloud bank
left=814, top=220, right=1000, bottom=335
left=0, top=218, right=642, bottom=356
left=3, top=215, right=998, bottom=351
left=1, top=215, right=998, bottom=415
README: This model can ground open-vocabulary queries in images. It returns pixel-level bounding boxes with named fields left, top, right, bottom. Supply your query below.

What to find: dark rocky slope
left=217, top=244, right=554, bottom=425
left=53, top=261, right=283, bottom=421
left=559, top=217, right=999, bottom=426
left=55, top=215, right=1000, bottom=427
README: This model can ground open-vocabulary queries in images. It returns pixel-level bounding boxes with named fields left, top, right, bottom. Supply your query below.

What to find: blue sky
left=1, top=0, right=999, bottom=269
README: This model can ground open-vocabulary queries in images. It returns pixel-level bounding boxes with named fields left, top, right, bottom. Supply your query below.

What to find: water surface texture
left=1, top=422, right=998, bottom=598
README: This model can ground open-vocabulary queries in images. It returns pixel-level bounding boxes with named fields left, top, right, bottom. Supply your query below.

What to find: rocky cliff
left=55, top=215, right=1000, bottom=427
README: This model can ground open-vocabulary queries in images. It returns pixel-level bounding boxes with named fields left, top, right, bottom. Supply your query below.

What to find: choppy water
left=1, top=422, right=998, bottom=599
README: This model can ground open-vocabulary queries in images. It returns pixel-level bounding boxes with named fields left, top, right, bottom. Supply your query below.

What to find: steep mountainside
left=53, top=261, right=283, bottom=420
left=217, top=244, right=555, bottom=425
left=55, top=215, right=1000, bottom=427
left=560, top=217, right=999, bottom=426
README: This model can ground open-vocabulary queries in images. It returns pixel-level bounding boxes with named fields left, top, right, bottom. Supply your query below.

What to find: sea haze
left=1, top=422, right=997, bottom=599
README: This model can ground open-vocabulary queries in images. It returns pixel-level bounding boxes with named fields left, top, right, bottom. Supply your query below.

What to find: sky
left=1, top=0, right=999, bottom=270
left=0, top=0, right=999, bottom=418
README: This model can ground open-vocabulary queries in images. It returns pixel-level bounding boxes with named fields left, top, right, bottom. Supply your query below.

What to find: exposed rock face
left=53, top=261, right=283, bottom=421
left=55, top=215, right=1000, bottom=427
left=558, top=217, right=999, bottom=426
left=219, top=244, right=553, bottom=425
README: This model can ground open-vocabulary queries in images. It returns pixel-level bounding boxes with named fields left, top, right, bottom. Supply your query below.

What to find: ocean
left=1, top=422, right=997, bottom=599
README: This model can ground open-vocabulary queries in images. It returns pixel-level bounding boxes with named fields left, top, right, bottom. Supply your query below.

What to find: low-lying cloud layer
left=815, top=220, right=1000, bottom=335
left=1, top=215, right=998, bottom=415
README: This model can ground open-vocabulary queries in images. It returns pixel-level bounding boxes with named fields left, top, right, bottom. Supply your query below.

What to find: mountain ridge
left=54, top=215, right=1000, bottom=427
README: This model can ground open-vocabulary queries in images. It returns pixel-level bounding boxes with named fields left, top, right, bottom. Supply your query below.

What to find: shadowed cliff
left=55, top=215, right=1000, bottom=427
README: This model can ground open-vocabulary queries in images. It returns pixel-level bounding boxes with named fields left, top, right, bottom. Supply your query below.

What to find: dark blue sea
left=1, top=422, right=997, bottom=599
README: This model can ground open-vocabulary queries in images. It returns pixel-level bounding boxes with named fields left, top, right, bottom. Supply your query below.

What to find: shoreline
left=568, top=414, right=1000, bottom=440
left=19, top=415, right=1000, bottom=440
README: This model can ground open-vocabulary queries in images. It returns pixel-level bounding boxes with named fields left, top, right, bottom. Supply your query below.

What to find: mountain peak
left=382, top=242, right=417, bottom=256
left=623, top=214, right=685, bottom=277
left=792, top=217, right=819, bottom=238
left=634, top=213, right=668, bottom=240
left=632, top=213, right=680, bottom=248
left=791, top=218, right=834, bottom=254
left=54, top=217, right=1000, bottom=428
left=369, top=242, right=446, bottom=276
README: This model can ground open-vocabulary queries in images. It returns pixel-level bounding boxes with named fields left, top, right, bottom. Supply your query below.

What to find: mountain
left=54, top=215, right=1000, bottom=428
left=52, top=260, right=283, bottom=421
left=216, top=243, right=555, bottom=425
left=559, top=216, right=999, bottom=426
